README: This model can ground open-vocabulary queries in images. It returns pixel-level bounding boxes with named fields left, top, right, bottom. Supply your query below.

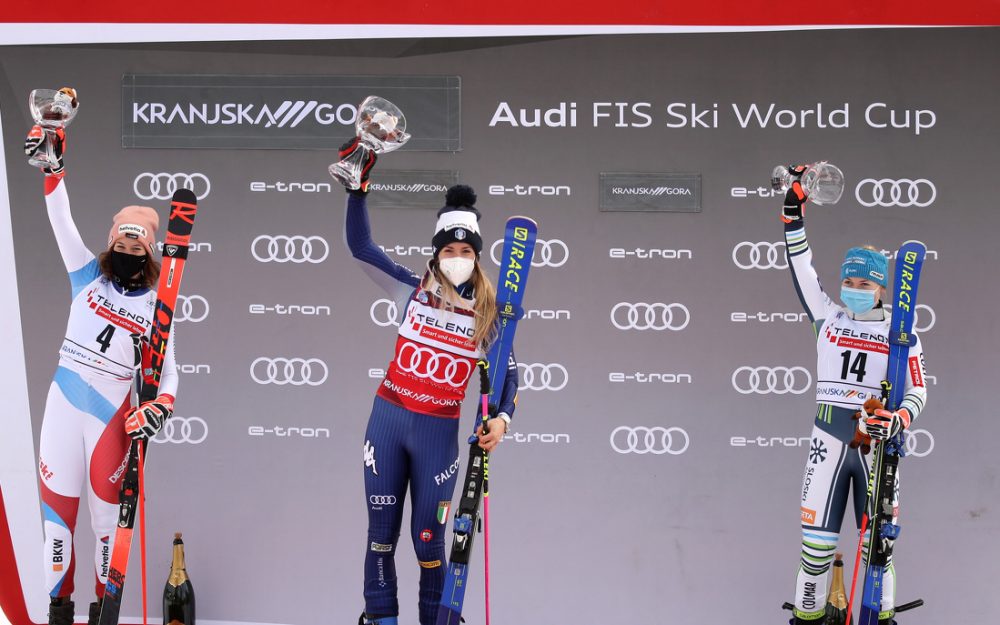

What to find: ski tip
left=507, top=215, right=538, bottom=226
left=899, top=239, right=927, bottom=249
left=170, top=188, right=198, bottom=206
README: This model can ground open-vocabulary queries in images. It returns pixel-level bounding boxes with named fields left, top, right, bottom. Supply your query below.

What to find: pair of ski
left=783, top=240, right=927, bottom=625
left=436, top=217, right=538, bottom=625
left=99, top=189, right=199, bottom=625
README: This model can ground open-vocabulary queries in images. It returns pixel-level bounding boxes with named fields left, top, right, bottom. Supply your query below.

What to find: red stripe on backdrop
left=0, top=1, right=998, bottom=25
left=0, top=485, right=42, bottom=625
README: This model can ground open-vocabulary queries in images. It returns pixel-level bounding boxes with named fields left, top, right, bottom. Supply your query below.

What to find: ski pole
left=138, top=440, right=148, bottom=625
left=846, top=511, right=869, bottom=625
left=479, top=367, right=492, bottom=625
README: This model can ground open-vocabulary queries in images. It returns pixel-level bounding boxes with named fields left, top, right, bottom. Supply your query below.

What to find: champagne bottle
left=163, top=533, right=195, bottom=625
left=824, top=552, right=850, bottom=625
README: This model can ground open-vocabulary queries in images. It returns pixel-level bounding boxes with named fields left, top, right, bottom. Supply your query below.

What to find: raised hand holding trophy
left=27, top=87, right=79, bottom=170
left=329, top=95, right=411, bottom=190
left=772, top=161, right=845, bottom=205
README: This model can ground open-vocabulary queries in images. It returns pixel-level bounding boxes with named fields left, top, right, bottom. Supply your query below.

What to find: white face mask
left=438, top=257, right=475, bottom=286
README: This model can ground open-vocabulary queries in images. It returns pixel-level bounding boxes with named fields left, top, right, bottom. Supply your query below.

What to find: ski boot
left=47, top=598, right=74, bottom=625
left=88, top=599, right=103, bottom=625
left=358, top=613, right=398, bottom=625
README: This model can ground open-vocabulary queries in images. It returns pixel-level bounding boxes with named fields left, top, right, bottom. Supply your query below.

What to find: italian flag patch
left=437, top=501, right=451, bottom=524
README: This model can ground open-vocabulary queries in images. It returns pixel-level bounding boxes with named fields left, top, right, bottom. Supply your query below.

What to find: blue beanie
left=841, top=247, right=888, bottom=287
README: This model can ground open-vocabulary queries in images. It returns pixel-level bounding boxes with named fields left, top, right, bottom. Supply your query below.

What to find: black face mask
left=110, top=249, right=148, bottom=288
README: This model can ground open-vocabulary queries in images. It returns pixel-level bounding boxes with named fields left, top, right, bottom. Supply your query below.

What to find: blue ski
left=858, top=240, right=926, bottom=625
left=436, top=216, right=538, bottom=625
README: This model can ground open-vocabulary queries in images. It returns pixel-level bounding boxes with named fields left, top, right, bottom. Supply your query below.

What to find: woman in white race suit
left=24, top=103, right=178, bottom=625
left=780, top=166, right=927, bottom=625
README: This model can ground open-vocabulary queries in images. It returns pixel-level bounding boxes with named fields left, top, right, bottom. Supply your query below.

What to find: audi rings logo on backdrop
left=370, top=299, right=400, bottom=327
left=151, top=417, right=208, bottom=444
left=904, top=428, right=935, bottom=458
left=855, top=179, right=936, bottom=208
left=610, top=426, right=690, bottom=455
left=397, top=341, right=474, bottom=388
left=251, top=235, right=330, bottom=263
left=731, top=366, right=812, bottom=395
left=732, top=241, right=788, bottom=270
left=490, top=238, right=568, bottom=268
left=517, top=363, right=569, bottom=391
left=914, top=304, right=936, bottom=332
left=250, top=357, right=329, bottom=386
left=133, top=173, right=211, bottom=201
left=369, top=495, right=397, bottom=506
left=175, top=295, right=209, bottom=323
left=611, top=303, right=690, bottom=331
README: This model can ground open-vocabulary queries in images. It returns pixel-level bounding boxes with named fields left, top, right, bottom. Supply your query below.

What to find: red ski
left=99, top=189, right=198, bottom=625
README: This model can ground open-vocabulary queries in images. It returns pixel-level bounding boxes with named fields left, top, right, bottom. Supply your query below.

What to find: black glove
left=25, top=125, right=65, bottom=176
left=337, top=137, right=377, bottom=195
left=781, top=164, right=807, bottom=222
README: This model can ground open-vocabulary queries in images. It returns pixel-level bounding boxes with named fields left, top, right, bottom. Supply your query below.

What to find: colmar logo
left=420, top=529, right=433, bottom=543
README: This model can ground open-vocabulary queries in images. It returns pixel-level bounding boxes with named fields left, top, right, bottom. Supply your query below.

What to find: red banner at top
left=1, top=0, right=998, bottom=25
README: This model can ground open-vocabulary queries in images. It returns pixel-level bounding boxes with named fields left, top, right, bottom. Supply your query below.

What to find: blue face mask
left=841, top=286, right=877, bottom=315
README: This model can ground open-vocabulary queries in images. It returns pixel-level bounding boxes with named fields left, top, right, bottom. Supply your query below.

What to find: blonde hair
left=425, top=259, right=498, bottom=350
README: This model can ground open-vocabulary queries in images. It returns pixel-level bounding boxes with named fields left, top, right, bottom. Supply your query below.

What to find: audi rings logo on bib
left=369, top=495, right=397, bottom=506
left=133, top=173, right=211, bottom=201
left=611, top=302, right=690, bottom=331
left=913, top=304, right=936, bottom=332
left=397, top=341, right=473, bottom=388
left=251, top=235, right=330, bottom=263
left=175, top=295, right=210, bottom=323
left=151, top=416, right=208, bottom=445
left=250, top=357, right=329, bottom=386
left=370, top=299, right=400, bottom=327
left=610, top=426, right=690, bottom=455
left=855, top=178, right=936, bottom=208
left=732, top=241, right=788, bottom=270
left=732, top=366, right=812, bottom=395
left=904, top=428, right=935, bottom=458
left=517, top=363, right=568, bottom=391
left=490, top=238, right=568, bottom=268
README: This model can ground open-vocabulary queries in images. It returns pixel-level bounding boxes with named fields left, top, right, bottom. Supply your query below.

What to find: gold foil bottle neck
left=167, top=533, right=188, bottom=587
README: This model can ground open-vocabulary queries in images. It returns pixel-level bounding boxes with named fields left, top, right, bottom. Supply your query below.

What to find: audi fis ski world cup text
left=488, top=102, right=936, bottom=134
